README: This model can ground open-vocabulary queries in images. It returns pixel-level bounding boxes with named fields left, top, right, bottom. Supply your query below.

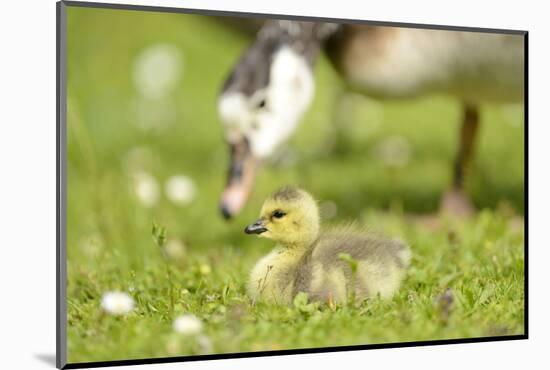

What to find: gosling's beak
left=244, top=219, right=267, bottom=235
left=220, top=138, right=258, bottom=220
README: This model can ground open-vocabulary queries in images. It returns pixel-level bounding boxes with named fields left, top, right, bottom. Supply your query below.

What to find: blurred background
left=66, top=6, right=524, bottom=363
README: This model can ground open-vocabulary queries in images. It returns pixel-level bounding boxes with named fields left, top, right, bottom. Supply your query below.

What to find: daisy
left=100, top=291, right=134, bottom=316
left=133, top=171, right=160, bottom=207
left=133, top=43, right=183, bottom=100
left=165, top=175, right=196, bottom=206
left=173, top=314, right=203, bottom=335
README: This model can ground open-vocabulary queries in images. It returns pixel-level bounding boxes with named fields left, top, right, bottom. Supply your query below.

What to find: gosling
left=244, top=186, right=411, bottom=305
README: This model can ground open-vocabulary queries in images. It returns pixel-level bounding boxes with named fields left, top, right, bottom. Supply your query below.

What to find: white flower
left=133, top=171, right=160, bottom=207
left=165, top=175, right=196, bottom=206
left=133, top=44, right=183, bottom=100
left=101, top=291, right=134, bottom=315
left=373, top=135, right=412, bottom=168
left=173, top=314, right=203, bottom=335
left=163, top=238, right=187, bottom=261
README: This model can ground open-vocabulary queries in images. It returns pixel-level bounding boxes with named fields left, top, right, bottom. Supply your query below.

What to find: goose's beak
left=244, top=219, right=267, bottom=234
left=220, top=139, right=258, bottom=220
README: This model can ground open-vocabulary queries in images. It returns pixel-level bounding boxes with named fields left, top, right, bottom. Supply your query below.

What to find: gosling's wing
left=308, top=230, right=410, bottom=301
left=313, top=229, right=411, bottom=269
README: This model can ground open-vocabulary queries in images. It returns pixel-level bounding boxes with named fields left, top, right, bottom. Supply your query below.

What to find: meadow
left=65, top=7, right=525, bottom=363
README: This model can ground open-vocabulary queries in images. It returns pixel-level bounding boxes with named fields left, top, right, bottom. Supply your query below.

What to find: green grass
left=65, top=7, right=525, bottom=364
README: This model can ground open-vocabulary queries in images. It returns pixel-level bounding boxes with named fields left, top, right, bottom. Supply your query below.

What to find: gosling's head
left=244, top=186, right=320, bottom=248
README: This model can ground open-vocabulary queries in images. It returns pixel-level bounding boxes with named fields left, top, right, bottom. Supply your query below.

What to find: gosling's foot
left=440, top=189, right=475, bottom=218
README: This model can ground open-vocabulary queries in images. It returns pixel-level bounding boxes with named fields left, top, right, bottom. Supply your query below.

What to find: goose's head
left=244, top=186, right=320, bottom=248
left=218, top=21, right=339, bottom=219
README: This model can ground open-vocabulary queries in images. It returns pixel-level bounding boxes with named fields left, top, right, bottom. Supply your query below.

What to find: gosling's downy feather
left=246, top=187, right=411, bottom=305
left=295, top=230, right=411, bottom=302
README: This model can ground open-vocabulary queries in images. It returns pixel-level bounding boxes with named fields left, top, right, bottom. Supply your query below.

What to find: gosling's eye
left=272, top=210, right=286, bottom=219
left=256, top=98, right=267, bottom=109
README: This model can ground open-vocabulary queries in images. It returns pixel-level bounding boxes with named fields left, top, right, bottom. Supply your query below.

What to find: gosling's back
left=293, top=229, right=411, bottom=303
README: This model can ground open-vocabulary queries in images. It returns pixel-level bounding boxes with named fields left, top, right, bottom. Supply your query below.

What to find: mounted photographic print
left=56, top=1, right=527, bottom=368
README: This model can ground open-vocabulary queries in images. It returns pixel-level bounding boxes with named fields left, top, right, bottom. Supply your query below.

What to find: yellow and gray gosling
left=244, top=186, right=411, bottom=305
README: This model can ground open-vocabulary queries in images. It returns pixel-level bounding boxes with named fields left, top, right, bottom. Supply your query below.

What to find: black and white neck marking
left=219, top=20, right=340, bottom=159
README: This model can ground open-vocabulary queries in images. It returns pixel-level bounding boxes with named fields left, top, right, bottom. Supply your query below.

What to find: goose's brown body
left=326, top=26, right=524, bottom=103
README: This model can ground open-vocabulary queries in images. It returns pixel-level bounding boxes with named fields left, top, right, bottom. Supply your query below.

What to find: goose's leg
left=440, top=103, right=479, bottom=217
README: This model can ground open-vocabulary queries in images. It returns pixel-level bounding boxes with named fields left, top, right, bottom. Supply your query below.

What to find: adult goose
left=217, top=20, right=525, bottom=219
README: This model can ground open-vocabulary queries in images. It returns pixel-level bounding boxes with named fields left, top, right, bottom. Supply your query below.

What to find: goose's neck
left=258, top=20, right=341, bottom=66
